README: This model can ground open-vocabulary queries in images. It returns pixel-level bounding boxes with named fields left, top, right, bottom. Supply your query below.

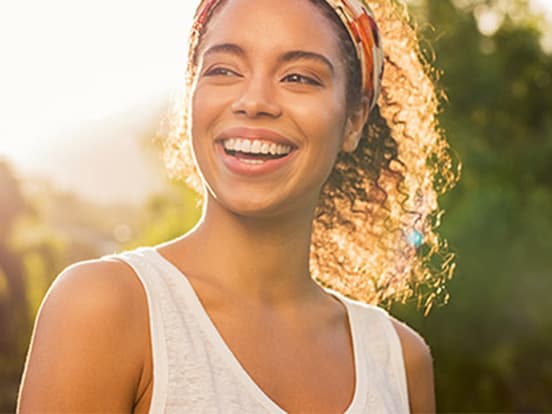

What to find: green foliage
left=127, top=181, right=202, bottom=249
left=21, top=252, right=50, bottom=319
left=392, top=0, right=552, bottom=411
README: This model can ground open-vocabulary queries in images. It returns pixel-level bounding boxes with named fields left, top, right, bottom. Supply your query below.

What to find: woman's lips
left=215, top=141, right=298, bottom=177
left=216, top=127, right=298, bottom=148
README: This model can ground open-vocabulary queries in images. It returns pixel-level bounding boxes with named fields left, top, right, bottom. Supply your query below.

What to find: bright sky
left=0, top=0, right=195, bottom=171
left=532, top=0, right=552, bottom=19
left=0, top=0, right=551, bottom=201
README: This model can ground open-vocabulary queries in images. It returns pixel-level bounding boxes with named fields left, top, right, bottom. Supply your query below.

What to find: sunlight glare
left=0, top=0, right=196, bottom=170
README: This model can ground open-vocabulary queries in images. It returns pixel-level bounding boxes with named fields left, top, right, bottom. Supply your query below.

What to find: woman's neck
left=179, top=193, right=323, bottom=306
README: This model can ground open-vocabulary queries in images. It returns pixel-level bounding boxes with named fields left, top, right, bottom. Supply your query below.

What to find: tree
left=393, top=0, right=552, bottom=411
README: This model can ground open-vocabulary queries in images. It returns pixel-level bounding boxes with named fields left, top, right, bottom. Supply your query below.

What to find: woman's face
left=190, top=0, right=362, bottom=218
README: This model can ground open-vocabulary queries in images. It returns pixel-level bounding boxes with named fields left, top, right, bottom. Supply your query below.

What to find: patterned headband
left=193, top=0, right=384, bottom=110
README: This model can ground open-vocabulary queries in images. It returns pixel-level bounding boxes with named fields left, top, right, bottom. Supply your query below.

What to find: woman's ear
left=342, top=96, right=371, bottom=153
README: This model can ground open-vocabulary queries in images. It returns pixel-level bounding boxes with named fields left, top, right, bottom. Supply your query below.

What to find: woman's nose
left=231, top=76, right=282, bottom=118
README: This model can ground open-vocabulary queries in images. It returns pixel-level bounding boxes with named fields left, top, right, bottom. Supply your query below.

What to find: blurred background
left=1, top=0, right=551, bottom=412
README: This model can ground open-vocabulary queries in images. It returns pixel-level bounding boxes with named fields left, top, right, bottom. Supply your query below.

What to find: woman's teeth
left=222, top=138, right=292, bottom=156
left=240, top=159, right=265, bottom=164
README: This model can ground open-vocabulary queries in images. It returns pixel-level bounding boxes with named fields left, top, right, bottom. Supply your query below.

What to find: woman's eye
left=203, top=67, right=240, bottom=77
left=281, top=73, right=321, bottom=86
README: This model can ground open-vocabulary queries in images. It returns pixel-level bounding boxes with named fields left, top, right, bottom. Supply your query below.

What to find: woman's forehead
left=198, top=0, right=341, bottom=58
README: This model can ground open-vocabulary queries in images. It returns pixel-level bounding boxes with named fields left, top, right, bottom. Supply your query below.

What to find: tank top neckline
left=140, top=246, right=368, bottom=414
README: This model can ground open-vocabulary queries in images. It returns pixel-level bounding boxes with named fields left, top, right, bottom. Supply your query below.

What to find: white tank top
left=103, top=247, right=409, bottom=413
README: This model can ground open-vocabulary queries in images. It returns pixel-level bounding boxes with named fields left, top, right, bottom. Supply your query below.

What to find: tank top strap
left=100, top=247, right=169, bottom=413
left=335, top=295, right=410, bottom=413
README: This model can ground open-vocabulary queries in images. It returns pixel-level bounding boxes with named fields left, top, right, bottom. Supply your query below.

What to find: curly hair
left=160, top=0, right=459, bottom=314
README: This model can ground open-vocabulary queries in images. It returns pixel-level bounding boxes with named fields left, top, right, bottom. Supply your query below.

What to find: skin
left=17, top=0, right=435, bottom=412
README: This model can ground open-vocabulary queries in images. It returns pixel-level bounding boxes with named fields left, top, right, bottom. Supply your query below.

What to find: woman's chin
left=222, top=196, right=286, bottom=219
left=207, top=189, right=301, bottom=220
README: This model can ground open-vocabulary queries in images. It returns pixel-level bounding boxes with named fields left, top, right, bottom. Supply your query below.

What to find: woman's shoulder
left=43, top=256, right=152, bottom=368
left=333, top=294, right=431, bottom=360
left=334, top=295, right=430, bottom=353
left=335, top=294, right=435, bottom=412
left=18, top=257, right=150, bottom=412
left=388, top=315, right=435, bottom=412
left=386, top=316, right=432, bottom=369
left=55, top=255, right=142, bottom=296
left=44, top=256, right=149, bottom=327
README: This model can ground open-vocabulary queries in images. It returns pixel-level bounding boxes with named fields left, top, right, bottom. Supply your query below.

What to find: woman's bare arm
left=17, top=259, right=149, bottom=413
left=391, top=318, right=436, bottom=414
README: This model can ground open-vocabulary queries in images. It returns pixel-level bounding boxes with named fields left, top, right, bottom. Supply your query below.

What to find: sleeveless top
left=102, top=247, right=409, bottom=413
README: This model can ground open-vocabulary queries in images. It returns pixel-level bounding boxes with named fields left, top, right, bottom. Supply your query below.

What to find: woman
left=18, top=0, right=456, bottom=412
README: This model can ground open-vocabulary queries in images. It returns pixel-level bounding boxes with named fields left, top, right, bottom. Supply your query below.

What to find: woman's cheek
left=291, top=100, right=345, bottom=151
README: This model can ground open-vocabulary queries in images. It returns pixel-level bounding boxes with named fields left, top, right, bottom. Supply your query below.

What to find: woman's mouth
left=215, top=138, right=298, bottom=176
left=224, top=137, right=291, bottom=160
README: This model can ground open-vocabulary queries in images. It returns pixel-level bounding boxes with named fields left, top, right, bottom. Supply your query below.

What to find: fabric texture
left=102, top=247, right=409, bottom=413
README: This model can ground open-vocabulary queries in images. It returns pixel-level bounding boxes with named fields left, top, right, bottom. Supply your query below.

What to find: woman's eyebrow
left=203, top=43, right=245, bottom=59
left=278, top=50, right=335, bottom=74
left=202, top=44, right=334, bottom=74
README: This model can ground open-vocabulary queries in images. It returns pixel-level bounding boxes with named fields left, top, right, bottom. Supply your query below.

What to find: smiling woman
left=17, top=0, right=456, bottom=413
left=171, top=0, right=457, bottom=307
